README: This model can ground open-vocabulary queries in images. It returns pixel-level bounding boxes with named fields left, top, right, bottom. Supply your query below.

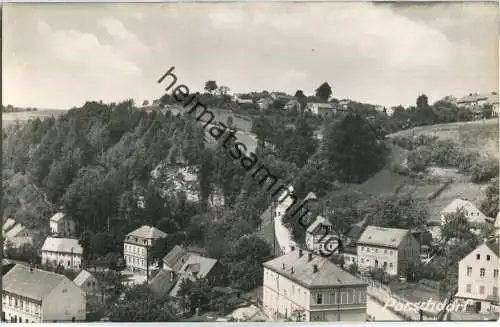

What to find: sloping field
left=388, top=118, right=499, bottom=158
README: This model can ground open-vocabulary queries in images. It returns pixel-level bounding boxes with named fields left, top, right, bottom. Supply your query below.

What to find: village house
left=356, top=226, right=420, bottom=276
left=262, top=248, right=367, bottom=321
left=440, top=198, right=489, bottom=226
left=338, top=99, right=351, bottom=109
left=4, top=224, right=34, bottom=250
left=150, top=245, right=225, bottom=298
left=455, top=240, right=499, bottom=314
left=123, top=225, right=167, bottom=275
left=73, top=270, right=99, bottom=296
left=49, top=212, right=76, bottom=237
left=2, top=264, right=86, bottom=322
left=284, top=99, right=302, bottom=111
left=5, top=224, right=32, bottom=239
left=270, top=92, right=294, bottom=101
left=343, top=247, right=358, bottom=268
left=305, top=102, right=336, bottom=117
left=2, top=218, right=16, bottom=233
left=305, top=216, right=338, bottom=255
left=256, top=97, right=273, bottom=111
left=41, top=237, right=83, bottom=270
left=457, top=92, right=499, bottom=117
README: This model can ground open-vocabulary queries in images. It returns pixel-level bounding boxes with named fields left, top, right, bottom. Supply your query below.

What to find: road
left=367, top=296, right=404, bottom=321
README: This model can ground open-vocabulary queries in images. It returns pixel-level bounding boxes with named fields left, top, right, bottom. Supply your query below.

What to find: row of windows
left=360, top=247, right=393, bottom=255
left=126, top=236, right=149, bottom=245
left=264, top=271, right=309, bottom=301
left=43, top=259, right=81, bottom=269
left=360, top=258, right=393, bottom=269
left=2, top=296, right=41, bottom=315
left=475, top=253, right=494, bottom=261
left=125, top=255, right=146, bottom=267
left=314, top=289, right=367, bottom=305
left=124, top=244, right=146, bottom=255
left=465, top=284, right=498, bottom=296
left=466, top=267, right=498, bottom=278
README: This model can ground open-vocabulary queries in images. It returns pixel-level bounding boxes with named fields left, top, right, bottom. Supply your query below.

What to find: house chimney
left=313, top=264, right=319, bottom=273
left=282, top=263, right=286, bottom=270
left=299, top=249, right=303, bottom=257
left=308, top=253, right=313, bottom=262
left=291, top=267, right=295, bottom=274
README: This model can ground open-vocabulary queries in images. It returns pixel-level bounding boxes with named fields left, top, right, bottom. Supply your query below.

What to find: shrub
left=469, top=157, right=499, bottom=183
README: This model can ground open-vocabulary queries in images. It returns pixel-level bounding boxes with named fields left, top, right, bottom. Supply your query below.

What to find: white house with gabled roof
left=305, top=216, right=338, bottom=255
left=49, top=212, right=75, bottom=237
left=455, top=241, right=499, bottom=314
left=440, top=198, right=489, bottom=226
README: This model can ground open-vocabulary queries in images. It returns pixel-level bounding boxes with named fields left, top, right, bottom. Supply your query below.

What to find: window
left=480, top=268, right=486, bottom=277
left=316, top=293, right=323, bottom=304
left=487, top=255, right=491, bottom=261
left=361, top=258, right=364, bottom=263
left=87, top=282, right=90, bottom=287
left=384, top=250, right=387, bottom=254
left=494, top=269, right=498, bottom=278
left=476, top=254, right=480, bottom=260
left=467, top=267, right=472, bottom=276
left=330, top=293, right=337, bottom=304
left=390, top=251, right=393, bottom=255
left=362, top=247, right=365, bottom=251
left=493, top=287, right=498, bottom=296
left=480, top=286, right=485, bottom=294
left=92, top=282, right=96, bottom=287
left=389, top=263, right=393, bottom=268
left=375, top=249, right=378, bottom=253
left=466, top=284, right=471, bottom=293
left=367, top=248, right=370, bottom=253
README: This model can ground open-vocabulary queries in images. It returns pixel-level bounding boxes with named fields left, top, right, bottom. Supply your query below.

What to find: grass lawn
left=388, top=118, right=499, bottom=158
left=390, top=281, right=442, bottom=303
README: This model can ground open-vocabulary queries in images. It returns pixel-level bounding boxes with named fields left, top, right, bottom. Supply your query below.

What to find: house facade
left=73, top=270, right=99, bottom=295
left=455, top=241, right=499, bottom=314
left=305, top=216, right=338, bottom=254
left=41, top=237, right=83, bottom=270
left=457, top=92, right=499, bottom=117
left=2, top=218, right=16, bottom=233
left=356, top=226, right=420, bottom=276
left=440, top=198, right=489, bottom=226
left=2, top=264, right=86, bottom=322
left=123, top=225, right=167, bottom=274
left=49, top=212, right=76, bottom=237
left=256, top=97, right=273, bottom=111
left=306, top=102, right=335, bottom=117
left=262, top=248, right=367, bottom=321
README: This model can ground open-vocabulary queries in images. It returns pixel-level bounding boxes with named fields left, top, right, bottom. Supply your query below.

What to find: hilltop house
left=49, top=212, right=75, bottom=237
left=457, top=92, right=499, bottom=117
left=123, top=225, right=167, bottom=275
left=284, top=99, right=302, bottom=111
left=262, top=248, right=367, bottom=321
left=2, top=264, right=86, bottom=322
left=305, top=216, right=338, bottom=255
left=356, top=226, right=420, bottom=276
left=455, top=240, right=499, bottom=314
left=41, top=237, right=83, bottom=270
left=440, top=199, right=489, bottom=226
left=306, top=102, right=335, bottom=117
left=256, top=97, right=273, bottom=111
left=73, top=270, right=99, bottom=296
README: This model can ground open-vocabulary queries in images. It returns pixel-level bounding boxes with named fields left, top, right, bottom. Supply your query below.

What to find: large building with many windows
left=2, top=264, right=86, bottom=322
left=455, top=240, right=499, bottom=314
left=41, top=237, right=83, bottom=270
left=356, top=226, right=419, bottom=276
left=123, top=225, right=167, bottom=274
left=262, top=248, right=367, bottom=321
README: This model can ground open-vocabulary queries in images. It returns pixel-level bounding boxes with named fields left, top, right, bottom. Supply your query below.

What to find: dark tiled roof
left=486, top=241, right=499, bottom=257
left=148, top=270, right=178, bottom=297
left=162, top=245, right=189, bottom=268
left=263, top=249, right=366, bottom=289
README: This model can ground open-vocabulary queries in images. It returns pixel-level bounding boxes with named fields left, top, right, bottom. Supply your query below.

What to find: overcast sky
left=3, top=2, right=498, bottom=109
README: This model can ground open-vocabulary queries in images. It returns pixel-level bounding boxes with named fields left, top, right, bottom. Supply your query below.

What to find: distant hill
left=388, top=118, right=499, bottom=158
